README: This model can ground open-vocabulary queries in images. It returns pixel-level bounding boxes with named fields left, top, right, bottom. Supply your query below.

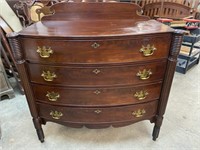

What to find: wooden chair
left=5, top=0, right=65, bottom=26
left=142, top=1, right=200, bottom=29
left=131, top=0, right=198, bottom=9
left=143, top=2, right=194, bottom=19
left=6, top=0, right=36, bottom=27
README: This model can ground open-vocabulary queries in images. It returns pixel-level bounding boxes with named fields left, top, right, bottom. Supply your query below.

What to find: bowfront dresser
left=8, top=2, right=183, bottom=142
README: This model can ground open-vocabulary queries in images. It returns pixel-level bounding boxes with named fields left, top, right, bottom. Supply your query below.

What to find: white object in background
left=0, top=0, right=23, bottom=32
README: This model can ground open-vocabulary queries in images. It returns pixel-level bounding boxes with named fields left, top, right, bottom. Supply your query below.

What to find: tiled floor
left=0, top=64, right=200, bottom=150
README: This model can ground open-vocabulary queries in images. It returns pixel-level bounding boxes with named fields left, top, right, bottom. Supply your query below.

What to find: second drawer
left=33, top=82, right=162, bottom=106
left=28, top=60, right=167, bottom=86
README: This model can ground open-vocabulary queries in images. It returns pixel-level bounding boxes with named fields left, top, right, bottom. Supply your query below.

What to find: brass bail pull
left=46, top=91, right=60, bottom=101
left=136, top=69, right=152, bottom=80
left=140, top=44, right=156, bottom=56
left=134, top=90, right=149, bottom=100
left=37, top=46, right=53, bottom=58
left=132, top=109, right=146, bottom=118
left=41, top=71, right=57, bottom=81
left=50, top=111, right=63, bottom=119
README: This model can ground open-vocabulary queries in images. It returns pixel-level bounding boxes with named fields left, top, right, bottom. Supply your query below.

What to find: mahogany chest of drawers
left=8, top=2, right=183, bottom=142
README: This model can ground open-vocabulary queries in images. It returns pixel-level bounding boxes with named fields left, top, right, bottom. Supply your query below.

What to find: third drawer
left=33, top=82, right=162, bottom=107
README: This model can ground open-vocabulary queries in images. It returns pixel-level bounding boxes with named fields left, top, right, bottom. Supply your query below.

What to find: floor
left=0, top=64, right=199, bottom=150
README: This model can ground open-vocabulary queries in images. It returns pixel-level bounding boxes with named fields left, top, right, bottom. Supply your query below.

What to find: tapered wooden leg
left=152, top=125, right=160, bottom=141
left=36, top=128, right=45, bottom=143
left=33, top=118, right=45, bottom=143
left=152, top=116, right=163, bottom=141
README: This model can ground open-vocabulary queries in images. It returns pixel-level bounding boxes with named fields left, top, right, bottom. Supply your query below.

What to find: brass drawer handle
left=37, top=46, right=53, bottom=58
left=91, top=42, right=100, bottom=49
left=41, top=71, right=57, bottom=81
left=136, top=69, right=152, bottom=80
left=50, top=110, right=63, bottom=119
left=93, top=69, right=101, bottom=74
left=132, top=109, right=146, bottom=118
left=94, top=109, right=102, bottom=114
left=134, top=90, right=148, bottom=100
left=46, top=91, right=60, bottom=101
left=140, top=44, right=156, bottom=56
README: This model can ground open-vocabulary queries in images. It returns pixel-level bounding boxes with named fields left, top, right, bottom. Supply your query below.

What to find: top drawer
left=21, top=34, right=171, bottom=64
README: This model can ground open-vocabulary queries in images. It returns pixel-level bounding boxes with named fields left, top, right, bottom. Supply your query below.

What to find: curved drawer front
left=28, top=60, right=167, bottom=86
left=21, top=34, right=171, bottom=64
left=37, top=100, right=158, bottom=123
left=33, top=82, right=162, bottom=106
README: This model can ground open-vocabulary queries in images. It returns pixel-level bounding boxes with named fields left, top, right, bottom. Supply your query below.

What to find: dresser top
left=18, top=2, right=174, bottom=38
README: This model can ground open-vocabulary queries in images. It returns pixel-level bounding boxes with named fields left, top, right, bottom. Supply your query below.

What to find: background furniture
left=0, top=0, right=23, bottom=32
left=139, top=0, right=200, bottom=74
left=0, top=18, right=24, bottom=94
left=5, top=0, right=99, bottom=26
left=131, top=0, right=198, bottom=10
left=176, top=28, right=200, bottom=74
left=142, top=2, right=194, bottom=19
left=8, top=2, right=183, bottom=142
left=0, top=57, right=15, bottom=99
left=142, top=1, right=199, bottom=28
left=5, top=0, right=39, bottom=27
left=4, top=0, right=199, bottom=27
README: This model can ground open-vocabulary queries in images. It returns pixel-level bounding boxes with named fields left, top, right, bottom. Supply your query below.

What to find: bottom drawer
left=37, top=101, right=158, bottom=124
